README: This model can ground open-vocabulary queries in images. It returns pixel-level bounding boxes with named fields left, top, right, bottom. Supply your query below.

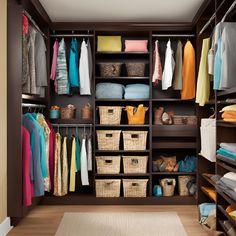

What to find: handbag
left=81, top=103, right=92, bottom=120
left=97, top=36, right=122, bottom=52
left=124, top=104, right=148, bottom=125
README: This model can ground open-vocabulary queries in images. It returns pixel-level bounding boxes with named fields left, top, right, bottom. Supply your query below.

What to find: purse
left=97, top=36, right=122, bottom=52
left=81, top=103, right=92, bottom=120
left=124, top=104, right=148, bottom=125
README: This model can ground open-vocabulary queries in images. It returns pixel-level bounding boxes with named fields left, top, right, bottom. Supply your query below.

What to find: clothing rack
left=22, top=103, right=46, bottom=108
left=152, top=34, right=195, bottom=37
left=50, top=34, right=94, bottom=38
left=198, top=0, right=226, bottom=35
left=23, top=10, right=48, bottom=39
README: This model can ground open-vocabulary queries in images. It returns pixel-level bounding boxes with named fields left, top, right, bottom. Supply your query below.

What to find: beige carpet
left=55, top=212, right=188, bottom=236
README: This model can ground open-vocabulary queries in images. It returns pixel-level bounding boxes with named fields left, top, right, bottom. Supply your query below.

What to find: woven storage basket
left=98, top=106, right=122, bottom=125
left=173, top=115, right=197, bottom=125
left=123, top=179, right=148, bottom=197
left=178, top=176, right=195, bottom=196
left=122, top=131, right=148, bottom=150
left=60, top=107, right=76, bottom=119
left=96, top=179, right=121, bottom=197
left=123, top=156, right=148, bottom=174
left=125, top=62, right=146, bottom=77
left=96, top=130, right=121, bottom=150
left=160, top=178, right=176, bottom=197
left=98, top=62, right=122, bottom=77
left=96, top=156, right=121, bottom=174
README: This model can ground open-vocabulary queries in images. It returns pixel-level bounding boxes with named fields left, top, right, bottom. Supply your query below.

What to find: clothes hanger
left=57, top=124, right=60, bottom=133
left=209, top=107, right=216, bottom=119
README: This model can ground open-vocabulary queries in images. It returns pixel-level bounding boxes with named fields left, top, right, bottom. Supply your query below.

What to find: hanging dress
left=54, top=132, right=62, bottom=196
left=69, top=38, right=79, bottom=88
left=76, top=136, right=81, bottom=171
left=162, top=40, right=175, bottom=90
left=61, top=136, right=68, bottom=196
left=81, top=136, right=89, bottom=185
left=173, top=40, right=183, bottom=90
left=50, top=39, right=59, bottom=81
left=152, top=40, right=162, bottom=86
left=69, top=136, right=77, bottom=192
left=87, top=136, right=92, bottom=171
left=181, top=41, right=196, bottom=100
left=196, top=38, right=210, bottom=106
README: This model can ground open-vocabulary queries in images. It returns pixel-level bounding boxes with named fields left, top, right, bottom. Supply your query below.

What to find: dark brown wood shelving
left=95, top=124, right=149, bottom=128
left=218, top=205, right=236, bottom=228
left=152, top=142, right=197, bottom=149
left=152, top=98, right=195, bottom=102
left=95, top=150, right=150, bottom=153
left=217, top=161, right=236, bottom=172
left=50, top=119, right=93, bottom=124
left=95, top=99, right=149, bottom=102
left=96, top=77, right=150, bottom=80
left=201, top=187, right=216, bottom=202
left=217, top=190, right=236, bottom=209
left=152, top=172, right=196, bottom=175
left=217, top=155, right=236, bottom=168
left=22, top=94, right=47, bottom=103
left=95, top=173, right=150, bottom=177
left=217, top=120, right=236, bottom=127
left=217, top=87, right=236, bottom=97
left=96, top=52, right=150, bottom=55
left=201, top=174, right=216, bottom=187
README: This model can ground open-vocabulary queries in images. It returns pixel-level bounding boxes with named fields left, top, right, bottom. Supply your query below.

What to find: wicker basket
left=123, top=179, right=148, bottom=197
left=178, top=176, right=195, bottom=196
left=96, top=130, right=121, bottom=150
left=122, top=131, right=148, bottom=150
left=60, top=107, right=76, bottom=119
left=160, top=178, right=176, bottom=197
left=125, top=62, right=146, bottom=77
left=96, top=179, right=121, bottom=197
left=81, top=103, right=92, bottom=120
left=96, top=156, right=121, bottom=174
left=98, top=106, right=123, bottom=125
left=173, top=115, right=197, bottom=125
left=98, top=62, right=122, bottom=77
left=123, top=156, right=148, bottom=174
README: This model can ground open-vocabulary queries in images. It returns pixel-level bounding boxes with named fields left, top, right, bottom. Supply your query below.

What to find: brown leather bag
left=81, top=103, right=92, bottom=120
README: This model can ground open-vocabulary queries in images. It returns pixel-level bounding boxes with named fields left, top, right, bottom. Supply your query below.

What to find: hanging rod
left=51, top=124, right=93, bottom=128
left=22, top=103, right=46, bottom=108
left=23, top=10, right=48, bottom=39
left=198, top=0, right=226, bottom=36
left=50, top=34, right=94, bottom=38
left=152, top=34, right=195, bottom=38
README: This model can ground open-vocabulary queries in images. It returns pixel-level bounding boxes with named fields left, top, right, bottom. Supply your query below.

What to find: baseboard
left=0, top=217, right=13, bottom=236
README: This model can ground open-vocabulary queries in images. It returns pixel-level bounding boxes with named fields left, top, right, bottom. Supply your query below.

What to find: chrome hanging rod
left=22, top=103, right=46, bottom=108
left=51, top=124, right=93, bottom=127
left=152, top=34, right=195, bottom=38
left=50, top=34, right=94, bottom=38
left=23, top=10, right=48, bottom=39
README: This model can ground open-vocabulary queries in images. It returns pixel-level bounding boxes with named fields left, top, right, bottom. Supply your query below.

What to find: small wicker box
left=96, top=130, right=121, bottom=150
left=60, top=107, right=76, bottom=119
left=96, top=156, right=121, bottom=174
left=178, top=176, right=195, bottom=196
left=173, top=115, right=197, bottom=125
left=123, top=156, right=148, bottom=174
left=98, top=106, right=122, bottom=125
left=96, top=179, right=121, bottom=198
left=160, top=178, right=176, bottom=197
left=125, top=62, right=146, bottom=77
left=123, top=179, right=148, bottom=197
left=98, top=62, right=122, bottom=77
left=122, top=131, right=148, bottom=150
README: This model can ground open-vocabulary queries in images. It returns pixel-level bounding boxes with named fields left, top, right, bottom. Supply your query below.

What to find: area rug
left=55, top=212, right=188, bottom=236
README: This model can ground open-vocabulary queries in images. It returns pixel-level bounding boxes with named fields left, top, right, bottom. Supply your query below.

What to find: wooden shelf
left=217, top=87, right=236, bottom=97
left=152, top=142, right=197, bottom=149
left=217, top=155, right=236, bottom=168
left=201, top=186, right=216, bottom=202
left=218, top=220, right=229, bottom=235
left=217, top=189, right=236, bottom=209
left=95, top=150, right=150, bottom=153
left=95, top=173, right=150, bottom=177
left=152, top=172, right=196, bottom=175
left=95, top=99, right=149, bottom=102
left=50, top=119, right=93, bottom=124
left=152, top=125, right=197, bottom=137
left=22, top=94, right=47, bottom=103
left=217, top=120, right=236, bottom=127
left=217, top=161, right=236, bottom=172
left=218, top=205, right=236, bottom=228
left=96, top=76, right=149, bottom=80
left=96, top=52, right=150, bottom=55
left=202, top=174, right=216, bottom=187
left=95, top=124, right=149, bottom=128
left=152, top=98, right=195, bottom=102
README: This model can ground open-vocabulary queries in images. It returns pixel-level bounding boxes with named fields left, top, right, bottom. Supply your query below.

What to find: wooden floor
left=8, top=205, right=208, bottom=236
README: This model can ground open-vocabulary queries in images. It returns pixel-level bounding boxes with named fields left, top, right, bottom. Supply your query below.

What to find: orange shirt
left=181, top=41, right=196, bottom=100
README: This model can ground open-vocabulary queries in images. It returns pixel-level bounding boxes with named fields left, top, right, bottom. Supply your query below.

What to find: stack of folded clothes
left=220, top=104, right=236, bottom=122
left=124, top=84, right=149, bottom=99
left=216, top=172, right=236, bottom=201
left=217, top=143, right=236, bottom=163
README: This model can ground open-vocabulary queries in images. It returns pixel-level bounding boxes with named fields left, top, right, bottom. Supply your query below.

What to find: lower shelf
left=40, top=194, right=196, bottom=205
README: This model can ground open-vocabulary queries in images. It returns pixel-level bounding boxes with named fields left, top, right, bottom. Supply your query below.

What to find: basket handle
left=131, top=134, right=139, bottom=139
left=105, top=181, right=114, bottom=185
left=132, top=183, right=139, bottom=187
left=131, top=159, right=139, bottom=165
left=108, top=109, right=114, bottom=114
left=105, top=133, right=113, bottom=137
left=112, top=65, right=116, bottom=73
left=104, top=159, right=113, bottom=164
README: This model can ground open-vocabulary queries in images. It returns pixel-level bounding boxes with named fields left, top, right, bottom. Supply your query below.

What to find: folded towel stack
left=220, top=104, right=236, bottom=122
left=217, top=143, right=236, bottom=161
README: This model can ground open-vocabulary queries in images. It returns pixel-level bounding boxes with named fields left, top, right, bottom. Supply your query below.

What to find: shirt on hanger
left=61, top=136, right=68, bottom=196
left=152, top=40, right=162, bottom=86
left=69, top=136, right=77, bottom=192
left=81, top=136, right=89, bottom=186
left=69, top=38, right=79, bottom=88
left=76, top=136, right=81, bottom=171
left=50, top=39, right=59, bottom=82
left=54, top=132, right=62, bottom=196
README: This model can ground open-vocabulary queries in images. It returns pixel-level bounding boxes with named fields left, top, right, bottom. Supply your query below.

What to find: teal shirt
left=69, top=38, right=79, bottom=87
left=213, top=37, right=222, bottom=90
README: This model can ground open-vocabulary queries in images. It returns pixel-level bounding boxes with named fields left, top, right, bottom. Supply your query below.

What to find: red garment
left=46, top=120, right=55, bottom=190
left=22, top=127, right=34, bottom=206
left=22, top=14, right=29, bottom=34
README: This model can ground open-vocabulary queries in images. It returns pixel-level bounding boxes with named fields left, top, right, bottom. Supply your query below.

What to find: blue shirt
left=213, top=37, right=222, bottom=90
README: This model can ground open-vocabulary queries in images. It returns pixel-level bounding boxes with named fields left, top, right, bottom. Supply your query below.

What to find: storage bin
left=123, top=179, right=148, bottom=197
left=178, top=176, right=195, bottom=196
left=98, top=106, right=123, bottom=125
left=122, top=131, right=148, bottom=150
left=123, top=156, right=148, bottom=174
left=173, top=115, right=197, bottom=125
left=81, top=103, right=92, bottom=120
left=160, top=178, right=176, bottom=197
left=97, top=36, right=122, bottom=52
left=96, top=179, right=121, bottom=197
left=96, top=130, right=121, bottom=150
left=96, top=156, right=121, bottom=174
left=61, top=105, right=76, bottom=119
left=96, top=83, right=125, bottom=99
left=98, top=62, right=122, bottom=77
left=125, top=62, right=146, bottom=77
left=124, top=105, right=148, bottom=125
left=49, top=109, right=60, bottom=119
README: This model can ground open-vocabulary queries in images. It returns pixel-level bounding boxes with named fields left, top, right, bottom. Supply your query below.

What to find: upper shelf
left=217, top=87, right=236, bottom=97
left=217, top=120, right=236, bottom=128
left=152, top=98, right=195, bottom=102
left=95, top=76, right=150, bottom=80
left=96, top=52, right=150, bottom=55
left=22, top=94, right=47, bottom=103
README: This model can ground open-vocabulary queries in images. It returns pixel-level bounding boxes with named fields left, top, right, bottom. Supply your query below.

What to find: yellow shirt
left=69, top=136, right=77, bottom=192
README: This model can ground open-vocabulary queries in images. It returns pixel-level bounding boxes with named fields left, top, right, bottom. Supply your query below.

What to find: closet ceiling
left=39, top=0, right=205, bottom=22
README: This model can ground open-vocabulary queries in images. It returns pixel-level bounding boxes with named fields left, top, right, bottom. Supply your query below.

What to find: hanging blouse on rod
left=61, top=136, right=68, bottom=196
left=54, top=132, right=62, bottom=196
left=152, top=40, right=162, bottom=86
